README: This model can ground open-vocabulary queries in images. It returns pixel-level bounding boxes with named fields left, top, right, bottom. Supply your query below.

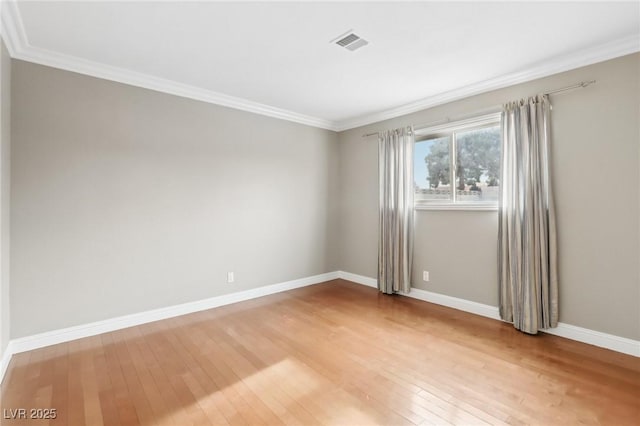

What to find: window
left=414, top=113, right=501, bottom=210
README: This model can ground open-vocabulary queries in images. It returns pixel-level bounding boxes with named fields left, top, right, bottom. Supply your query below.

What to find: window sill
left=415, top=203, right=498, bottom=211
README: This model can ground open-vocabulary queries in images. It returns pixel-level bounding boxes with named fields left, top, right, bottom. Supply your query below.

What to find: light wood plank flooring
left=1, top=279, right=639, bottom=425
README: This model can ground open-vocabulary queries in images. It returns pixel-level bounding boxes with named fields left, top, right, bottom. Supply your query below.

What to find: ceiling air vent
left=333, top=30, right=368, bottom=51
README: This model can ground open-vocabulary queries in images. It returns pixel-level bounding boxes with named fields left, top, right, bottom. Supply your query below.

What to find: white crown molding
left=21, top=46, right=338, bottom=130
left=0, top=0, right=25, bottom=58
left=0, top=1, right=337, bottom=131
left=1, top=2, right=638, bottom=133
left=338, top=271, right=640, bottom=357
left=334, top=34, right=640, bottom=131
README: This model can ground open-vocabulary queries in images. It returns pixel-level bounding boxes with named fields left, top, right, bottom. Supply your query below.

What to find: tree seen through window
left=414, top=121, right=501, bottom=205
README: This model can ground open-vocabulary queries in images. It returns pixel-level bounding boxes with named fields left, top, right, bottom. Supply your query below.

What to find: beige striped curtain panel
left=499, top=95, right=559, bottom=334
left=378, top=127, right=414, bottom=295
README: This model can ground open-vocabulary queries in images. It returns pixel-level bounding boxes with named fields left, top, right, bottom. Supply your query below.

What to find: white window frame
left=414, top=112, right=502, bottom=211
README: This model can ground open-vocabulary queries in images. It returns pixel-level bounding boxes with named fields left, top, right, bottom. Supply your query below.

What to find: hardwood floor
left=1, top=279, right=639, bottom=425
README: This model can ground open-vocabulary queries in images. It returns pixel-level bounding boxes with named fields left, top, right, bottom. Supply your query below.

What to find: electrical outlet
left=227, top=272, right=234, bottom=283
left=423, top=271, right=429, bottom=282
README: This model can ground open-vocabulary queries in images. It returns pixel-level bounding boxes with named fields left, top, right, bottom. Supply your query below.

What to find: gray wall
left=6, top=52, right=640, bottom=342
left=0, top=39, right=10, bottom=360
left=337, top=53, right=640, bottom=340
left=11, top=60, right=339, bottom=338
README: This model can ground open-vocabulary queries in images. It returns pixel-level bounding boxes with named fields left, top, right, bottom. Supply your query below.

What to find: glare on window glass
left=414, top=136, right=451, bottom=201
left=455, top=126, right=501, bottom=203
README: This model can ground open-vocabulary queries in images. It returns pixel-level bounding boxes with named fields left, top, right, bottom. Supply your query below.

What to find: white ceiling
left=2, top=1, right=639, bottom=131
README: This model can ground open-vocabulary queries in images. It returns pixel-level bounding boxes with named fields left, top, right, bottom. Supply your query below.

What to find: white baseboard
left=338, top=271, right=640, bottom=357
left=0, top=271, right=339, bottom=383
left=542, top=323, right=640, bottom=357
left=403, top=287, right=501, bottom=320
left=338, top=271, right=378, bottom=288
left=0, top=341, right=13, bottom=383
left=2, top=269, right=637, bottom=385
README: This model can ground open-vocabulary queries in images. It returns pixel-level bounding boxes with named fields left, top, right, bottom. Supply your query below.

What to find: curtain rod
left=544, top=79, right=596, bottom=95
left=362, top=80, right=596, bottom=137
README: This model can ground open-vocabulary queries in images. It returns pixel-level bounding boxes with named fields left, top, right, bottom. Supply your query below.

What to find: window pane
left=455, top=126, right=501, bottom=203
left=414, top=136, right=451, bottom=202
